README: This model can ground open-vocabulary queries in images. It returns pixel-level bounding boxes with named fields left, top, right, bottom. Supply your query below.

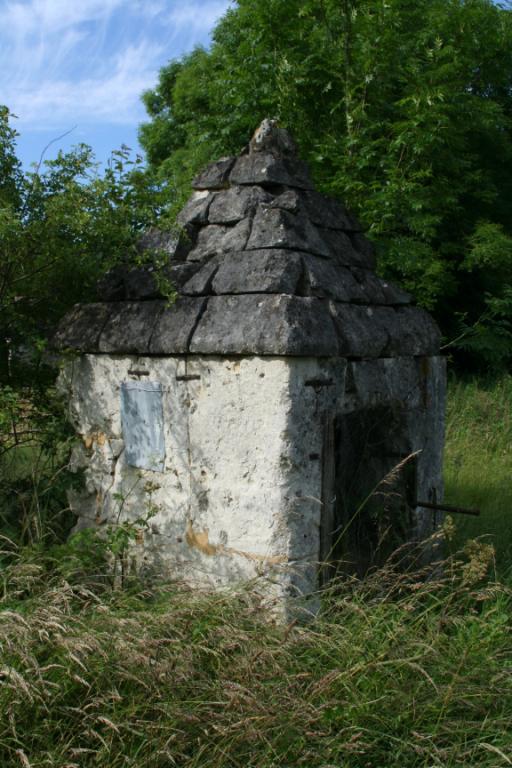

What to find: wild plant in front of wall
left=106, top=477, right=162, bottom=589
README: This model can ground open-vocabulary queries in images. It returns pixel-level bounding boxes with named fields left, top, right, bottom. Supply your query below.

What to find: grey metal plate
left=120, top=381, right=165, bottom=472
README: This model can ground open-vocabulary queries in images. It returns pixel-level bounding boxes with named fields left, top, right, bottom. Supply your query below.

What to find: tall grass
left=444, top=375, right=512, bottom=574
left=0, top=536, right=510, bottom=768
left=0, top=376, right=511, bottom=766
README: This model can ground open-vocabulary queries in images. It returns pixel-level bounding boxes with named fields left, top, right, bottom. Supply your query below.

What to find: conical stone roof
left=53, top=120, right=440, bottom=359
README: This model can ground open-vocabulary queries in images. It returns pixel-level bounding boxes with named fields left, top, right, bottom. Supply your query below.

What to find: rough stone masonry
left=53, top=119, right=445, bottom=616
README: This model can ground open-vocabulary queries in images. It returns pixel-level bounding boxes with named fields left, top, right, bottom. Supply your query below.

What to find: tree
left=0, top=109, right=167, bottom=547
left=139, top=0, right=512, bottom=368
left=0, top=109, right=163, bottom=383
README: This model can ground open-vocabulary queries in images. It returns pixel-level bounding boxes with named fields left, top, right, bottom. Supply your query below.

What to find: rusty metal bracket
left=305, top=378, right=334, bottom=388
left=176, top=375, right=201, bottom=382
left=416, top=500, right=480, bottom=517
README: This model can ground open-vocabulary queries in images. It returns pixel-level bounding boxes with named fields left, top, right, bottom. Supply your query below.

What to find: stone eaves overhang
left=53, top=121, right=441, bottom=360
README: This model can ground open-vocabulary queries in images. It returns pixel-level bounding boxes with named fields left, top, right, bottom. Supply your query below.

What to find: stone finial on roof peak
left=249, top=118, right=297, bottom=157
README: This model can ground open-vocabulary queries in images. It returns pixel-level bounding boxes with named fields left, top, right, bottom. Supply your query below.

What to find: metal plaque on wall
left=120, top=381, right=165, bottom=472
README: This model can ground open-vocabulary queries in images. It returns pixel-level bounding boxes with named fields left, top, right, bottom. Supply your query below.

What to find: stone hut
left=54, top=120, right=445, bottom=612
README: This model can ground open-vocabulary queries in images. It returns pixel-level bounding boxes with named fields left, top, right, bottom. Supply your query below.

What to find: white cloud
left=2, top=0, right=127, bottom=37
left=0, top=0, right=232, bottom=129
left=165, top=0, right=233, bottom=32
left=8, top=40, right=165, bottom=126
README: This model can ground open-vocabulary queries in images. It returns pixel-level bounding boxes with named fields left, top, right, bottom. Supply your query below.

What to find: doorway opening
left=320, top=405, right=418, bottom=582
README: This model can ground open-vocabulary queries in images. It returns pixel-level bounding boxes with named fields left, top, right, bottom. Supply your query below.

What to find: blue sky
left=0, top=0, right=233, bottom=168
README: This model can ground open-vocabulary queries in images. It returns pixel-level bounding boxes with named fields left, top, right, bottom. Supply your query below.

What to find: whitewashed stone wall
left=59, top=353, right=445, bottom=615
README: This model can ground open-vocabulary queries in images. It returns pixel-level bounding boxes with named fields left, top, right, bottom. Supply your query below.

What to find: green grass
left=444, top=375, right=512, bottom=574
left=0, top=544, right=510, bottom=768
left=0, top=375, right=511, bottom=767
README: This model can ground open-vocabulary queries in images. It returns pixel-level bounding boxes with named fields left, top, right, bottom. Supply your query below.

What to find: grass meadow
left=0, top=376, right=510, bottom=767
left=445, top=376, right=512, bottom=575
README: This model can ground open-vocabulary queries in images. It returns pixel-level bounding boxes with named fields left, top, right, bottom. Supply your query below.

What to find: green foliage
left=452, top=292, right=512, bottom=368
left=0, top=108, right=164, bottom=384
left=140, top=0, right=512, bottom=369
left=0, top=384, right=77, bottom=555
left=448, top=223, right=512, bottom=367
left=0, top=108, right=170, bottom=555
left=0, top=106, right=23, bottom=210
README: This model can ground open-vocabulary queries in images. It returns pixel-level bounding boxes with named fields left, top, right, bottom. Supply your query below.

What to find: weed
left=0, top=377, right=511, bottom=766
left=0, top=535, right=510, bottom=768
left=445, top=375, right=512, bottom=573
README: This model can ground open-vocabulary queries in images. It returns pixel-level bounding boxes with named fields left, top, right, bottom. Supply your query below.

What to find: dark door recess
left=320, top=405, right=417, bottom=582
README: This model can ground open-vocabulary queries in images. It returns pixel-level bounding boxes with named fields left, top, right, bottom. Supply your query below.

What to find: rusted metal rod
left=175, top=374, right=201, bottom=382
left=305, top=378, right=334, bottom=388
left=416, top=500, right=480, bottom=517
